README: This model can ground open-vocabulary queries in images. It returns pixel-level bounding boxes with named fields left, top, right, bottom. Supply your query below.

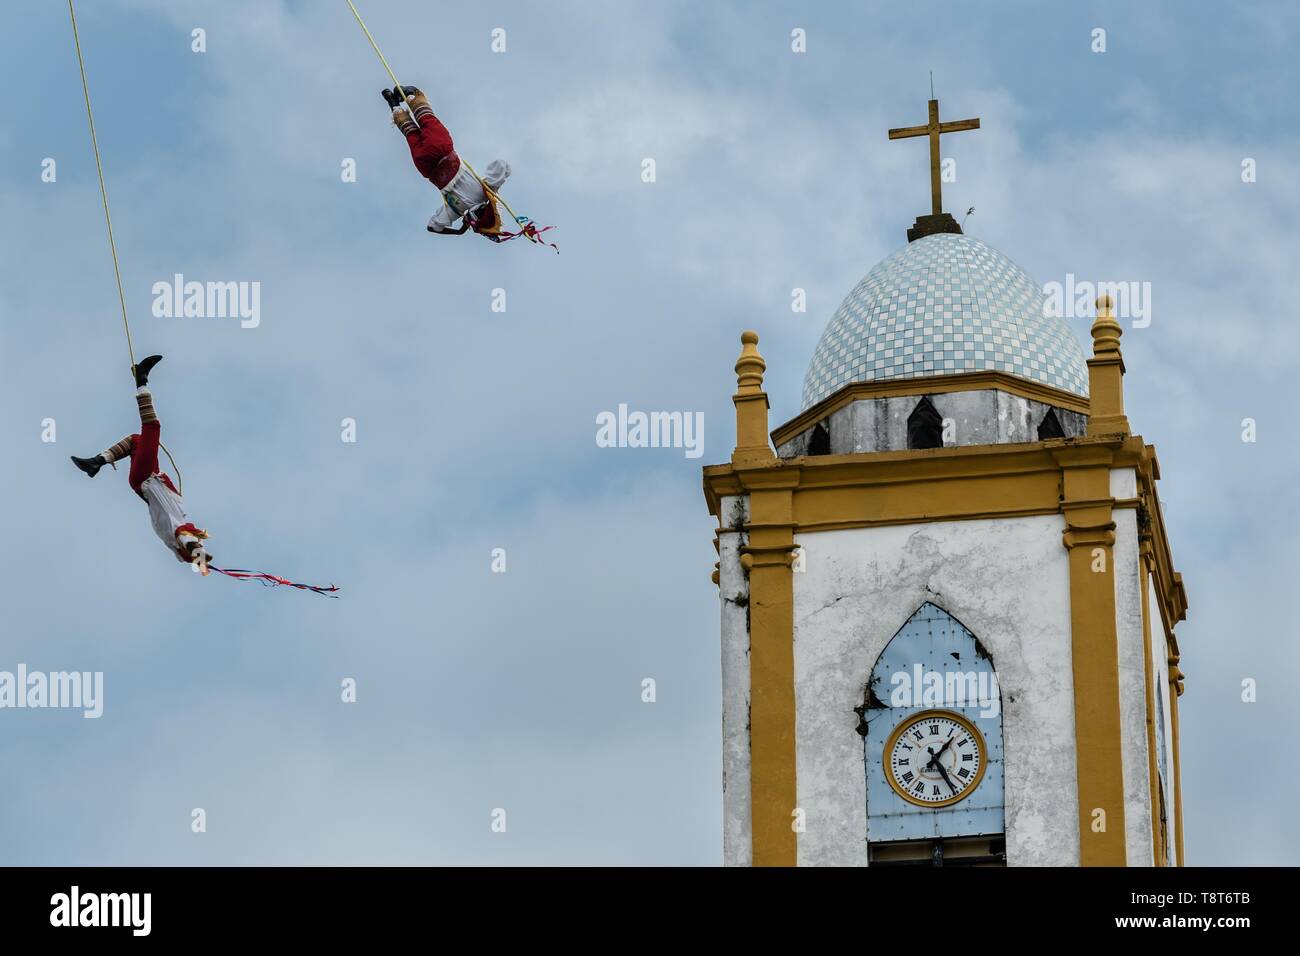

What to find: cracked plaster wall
left=789, top=515, right=1081, bottom=866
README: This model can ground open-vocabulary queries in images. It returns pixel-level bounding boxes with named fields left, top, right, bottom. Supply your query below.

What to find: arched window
left=1037, top=408, right=1065, bottom=440
left=859, top=602, right=1005, bottom=865
left=907, top=397, right=944, bottom=449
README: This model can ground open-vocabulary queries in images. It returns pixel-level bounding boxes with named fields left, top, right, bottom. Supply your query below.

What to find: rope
left=112, top=442, right=182, bottom=493
left=69, top=0, right=184, bottom=494
left=160, top=442, right=183, bottom=494
left=68, top=0, right=136, bottom=369
left=343, top=0, right=539, bottom=242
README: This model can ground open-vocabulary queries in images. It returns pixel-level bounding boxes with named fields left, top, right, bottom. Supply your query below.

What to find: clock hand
left=934, top=762, right=958, bottom=794
left=925, top=735, right=955, bottom=769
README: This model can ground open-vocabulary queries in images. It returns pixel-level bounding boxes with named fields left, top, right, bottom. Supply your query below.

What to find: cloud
left=1, top=0, right=1297, bottom=866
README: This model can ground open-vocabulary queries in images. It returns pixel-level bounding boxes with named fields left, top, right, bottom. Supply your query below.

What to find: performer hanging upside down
left=382, top=85, right=515, bottom=238
left=70, top=355, right=213, bottom=567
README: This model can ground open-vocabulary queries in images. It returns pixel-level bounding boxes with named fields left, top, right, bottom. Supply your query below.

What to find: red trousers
left=404, top=112, right=462, bottom=189
left=128, top=421, right=161, bottom=498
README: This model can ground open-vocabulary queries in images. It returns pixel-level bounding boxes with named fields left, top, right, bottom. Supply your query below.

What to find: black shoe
left=381, top=88, right=402, bottom=109
left=71, top=455, right=105, bottom=478
left=133, top=354, right=162, bottom=388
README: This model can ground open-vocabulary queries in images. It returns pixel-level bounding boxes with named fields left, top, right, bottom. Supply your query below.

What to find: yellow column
left=1138, top=533, right=1164, bottom=865
left=729, top=332, right=798, bottom=866
left=1169, top=650, right=1186, bottom=865
left=743, top=474, right=798, bottom=866
left=1057, top=446, right=1128, bottom=866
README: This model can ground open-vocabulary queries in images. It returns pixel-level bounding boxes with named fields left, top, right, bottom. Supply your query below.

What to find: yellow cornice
left=770, top=371, right=1092, bottom=448
left=1135, top=445, right=1189, bottom=633
left=702, top=433, right=1186, bottom=635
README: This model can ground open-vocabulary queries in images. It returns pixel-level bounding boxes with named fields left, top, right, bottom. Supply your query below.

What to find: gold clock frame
left=883, top=709, right=988, bottom=809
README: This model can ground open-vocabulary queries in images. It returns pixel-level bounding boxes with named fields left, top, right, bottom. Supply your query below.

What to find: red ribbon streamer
left=208, top=565, right=340, bottom=598
left=481, top=216, right=559, bottom=253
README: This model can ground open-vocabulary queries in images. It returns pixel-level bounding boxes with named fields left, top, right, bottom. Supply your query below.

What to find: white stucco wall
left=790, top=515, right=1081, bottom=866
left=1114, top=504, right=1155, bottom=865
left=717, top=494, right=751, bottom=867
left=1110, top=466, right=1137, bottom=499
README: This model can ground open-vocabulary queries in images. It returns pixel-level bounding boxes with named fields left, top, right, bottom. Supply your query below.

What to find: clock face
left=883, top=709, right=987, bottom=808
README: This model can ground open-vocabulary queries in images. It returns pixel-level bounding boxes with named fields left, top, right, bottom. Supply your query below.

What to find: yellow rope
left=160, top=442, right=183, bottom=494
left=344, top=0, right=538, bottom=241
left=68, top=0, right=137, bottom=369
left=69, top=0, right=183, bottom=494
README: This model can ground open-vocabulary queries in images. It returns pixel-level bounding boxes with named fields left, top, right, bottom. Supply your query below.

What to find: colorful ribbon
left=485, top=216, right=559, bottom=252
left=208, top=565, right=340, bottom=598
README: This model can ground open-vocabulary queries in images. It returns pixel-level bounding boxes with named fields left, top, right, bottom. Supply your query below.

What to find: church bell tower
left=702, top=99, right=1188, bottom=867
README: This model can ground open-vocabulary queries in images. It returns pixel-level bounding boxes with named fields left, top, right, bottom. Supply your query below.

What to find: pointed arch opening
left=808, top=422, right=831, bottom=456
left=859, top=602, right=1006, bottom=866
left=1037, top=407, right=1065, bottom=440
left=907, top=397, right=944, bottom=449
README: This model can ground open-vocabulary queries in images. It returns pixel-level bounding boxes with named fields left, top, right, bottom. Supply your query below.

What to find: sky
left=0, top=0, right=1296, bottom=865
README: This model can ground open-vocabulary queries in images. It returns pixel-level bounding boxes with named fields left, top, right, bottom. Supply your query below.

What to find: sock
left=136, top=387, right=157, bottom=425
left=101, top=436, right=134, bottom=464
left=393, top=109, right=417, bottom=134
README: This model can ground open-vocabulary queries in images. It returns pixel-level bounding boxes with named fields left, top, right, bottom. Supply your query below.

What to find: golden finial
left=735, top=330, right=766, bottom=391
left=1091, top=294, right=1123, bottom=357
left=732, top=331, right=774, bottom=466
left=1085, top=294, right=1130, bottom=436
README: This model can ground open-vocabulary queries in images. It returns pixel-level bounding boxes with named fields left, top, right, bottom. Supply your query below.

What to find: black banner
left=0, top=866, right=1272, bottom=940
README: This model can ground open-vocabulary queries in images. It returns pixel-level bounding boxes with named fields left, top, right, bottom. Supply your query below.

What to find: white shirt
left=141, top=475, right=201, bottom=562
left=428, top=165, right=490, bottom=233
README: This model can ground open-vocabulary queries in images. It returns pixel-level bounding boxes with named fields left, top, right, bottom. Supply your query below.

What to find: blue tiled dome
left=801, top=233, right=1089, bottom=410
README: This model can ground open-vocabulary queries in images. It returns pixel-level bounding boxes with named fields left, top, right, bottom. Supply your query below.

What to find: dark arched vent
left=907, top=397, right=944, bottom=449
left=1037, top=408, right=1065, bottom=440
left=808, top=422, right=831, bottom=456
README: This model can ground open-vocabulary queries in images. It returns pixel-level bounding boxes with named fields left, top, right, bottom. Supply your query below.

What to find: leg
left=394, top=92, right=461, bottom=188
left=409, top=92, right=454, bottom=150
left=71, top=434, right=134, bottom=478
left=127, top=388, right=161, bottom=496
left=104, top=435, right=135, bottom=464
left=72, top=355, right=163, bottom=479
left=392, top=104, right=420, bottom=138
